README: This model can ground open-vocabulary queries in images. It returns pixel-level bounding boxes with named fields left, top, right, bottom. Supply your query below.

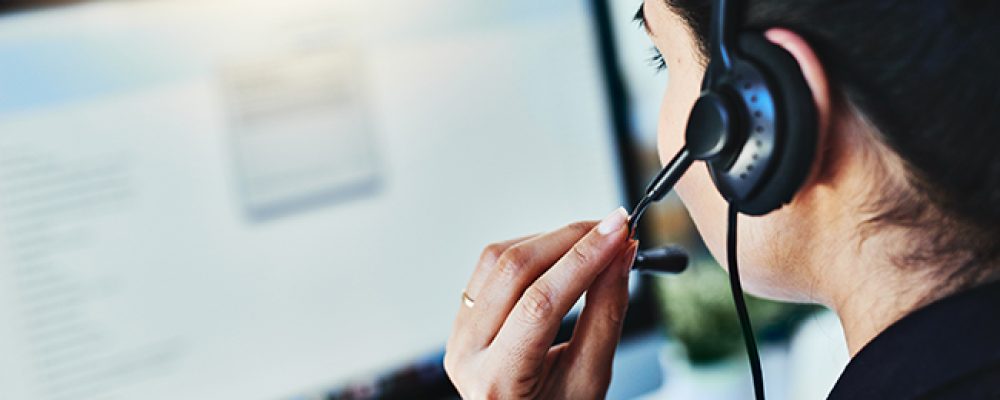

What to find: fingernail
left=597, top=207, right=628, bottom=235
left=623, top=242, right=638, bottom=278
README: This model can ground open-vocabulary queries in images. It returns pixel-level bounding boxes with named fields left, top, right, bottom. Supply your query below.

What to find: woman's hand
left=444, top=208, right=638, bottom=399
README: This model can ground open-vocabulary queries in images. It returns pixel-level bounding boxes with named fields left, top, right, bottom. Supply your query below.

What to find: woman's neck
left=804, top=127, right=945, bottom=356
left=820, top=232, right=940, bottom=356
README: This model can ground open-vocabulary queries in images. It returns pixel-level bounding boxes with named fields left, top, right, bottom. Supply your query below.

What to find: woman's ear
left=764, top=28, right=835, bottom=185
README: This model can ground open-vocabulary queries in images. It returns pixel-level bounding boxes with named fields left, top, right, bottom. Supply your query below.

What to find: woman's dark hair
left=667, top=0, right=1000, bottom=293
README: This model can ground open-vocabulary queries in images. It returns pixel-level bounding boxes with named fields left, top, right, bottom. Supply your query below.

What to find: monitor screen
left=0, top=1, right=625, bottom=399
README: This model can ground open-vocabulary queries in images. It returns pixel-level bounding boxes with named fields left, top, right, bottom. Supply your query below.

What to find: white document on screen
left=221, top=46, right=382, bottom=219
left=0, top=0, right=622, bottom=399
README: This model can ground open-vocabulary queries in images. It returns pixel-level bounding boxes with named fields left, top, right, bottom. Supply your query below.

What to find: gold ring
left=461, top=290, right=476, bottom=309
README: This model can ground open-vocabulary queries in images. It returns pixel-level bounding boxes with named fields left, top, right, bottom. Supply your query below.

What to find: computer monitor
left=0, top=1, right=626, bottom=399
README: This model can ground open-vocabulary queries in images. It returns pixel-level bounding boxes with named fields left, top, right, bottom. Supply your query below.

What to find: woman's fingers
left=564, top=240, right=638, bottom=388
left=447, top=234, right=538, bottom=363
left=446, top=208, right=635, bottom=399
left=444, top=221, right=599, bottom=397
left=454, top=221, right=598, bottom=350
left=465, top=234, right=539, bottom=300
left=488, top=208, right=630, bottom=394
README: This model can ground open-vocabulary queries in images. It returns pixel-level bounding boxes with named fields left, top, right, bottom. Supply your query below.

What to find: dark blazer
left=829, top=280, right=1000, bottom=399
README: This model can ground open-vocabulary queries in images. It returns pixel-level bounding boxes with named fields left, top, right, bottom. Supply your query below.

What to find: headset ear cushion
left=735, top=33, right=818, bottom=215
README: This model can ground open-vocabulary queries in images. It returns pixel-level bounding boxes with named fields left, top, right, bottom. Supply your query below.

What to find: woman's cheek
left=655, top=63, right=734, bottom=263
left=675, top=163, right=729, bottom=261
left=656, top=89, right=691, bottom=165
left=656, top=62, right=703, bottom=166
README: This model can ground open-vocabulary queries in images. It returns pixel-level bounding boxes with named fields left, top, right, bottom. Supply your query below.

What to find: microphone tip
left=633, top=245, right=690, bottom=274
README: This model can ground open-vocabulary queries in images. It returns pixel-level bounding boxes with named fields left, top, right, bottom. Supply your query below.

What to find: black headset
left=631, top=0, right=817, bottom=223
left=629, top=0, right=819, bottom=398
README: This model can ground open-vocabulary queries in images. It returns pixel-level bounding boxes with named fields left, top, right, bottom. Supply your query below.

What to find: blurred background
left=0, top=0, right=849, bottom=399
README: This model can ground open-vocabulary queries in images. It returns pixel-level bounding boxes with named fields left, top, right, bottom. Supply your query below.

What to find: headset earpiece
left=685, top=31, right=818, bottom=216
left=727, top=33, right=817, bottom=215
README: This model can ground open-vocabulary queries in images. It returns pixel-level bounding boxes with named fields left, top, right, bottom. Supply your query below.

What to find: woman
left=444, top=0, right=1000, bottom=398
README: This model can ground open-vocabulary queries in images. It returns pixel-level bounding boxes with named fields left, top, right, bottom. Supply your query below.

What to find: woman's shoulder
left=829, top=280, right=1000, bottom=399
